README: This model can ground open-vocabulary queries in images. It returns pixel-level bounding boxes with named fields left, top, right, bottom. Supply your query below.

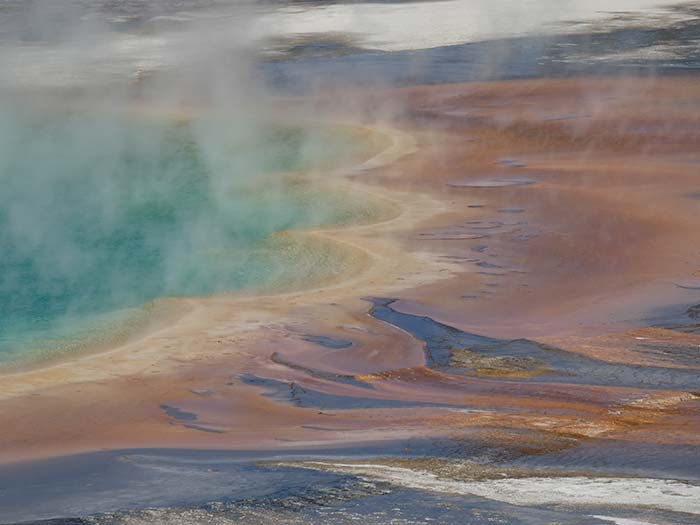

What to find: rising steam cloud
left=0, top=1, right=377, bottom=363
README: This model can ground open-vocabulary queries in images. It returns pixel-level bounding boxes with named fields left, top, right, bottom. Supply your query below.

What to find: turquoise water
left=0, top=108, right=377, bottom=366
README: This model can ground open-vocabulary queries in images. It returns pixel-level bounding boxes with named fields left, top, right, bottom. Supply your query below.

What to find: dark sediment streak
left=303, top=334, right=354, bottom=349
left=367, top=298, right=700, bottom=390
left=240, top=374, right=460, bottom=410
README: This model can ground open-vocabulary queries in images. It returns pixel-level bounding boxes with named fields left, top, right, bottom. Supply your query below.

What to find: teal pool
left=0, top=108, right=378, bottom=367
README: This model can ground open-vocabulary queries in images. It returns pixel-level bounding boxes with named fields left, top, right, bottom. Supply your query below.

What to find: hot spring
left=0, top=106, right=383, bottom=367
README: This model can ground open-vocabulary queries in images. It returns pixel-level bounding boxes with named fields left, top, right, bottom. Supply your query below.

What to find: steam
left=253, top=0, right=689, bottom=52
left=0, top=0, right=693, bottom=363
left=0, top=1, right=375, bottom=363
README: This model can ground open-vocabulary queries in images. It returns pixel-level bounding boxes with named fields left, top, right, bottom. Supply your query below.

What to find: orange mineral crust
left=1, top=76, right=699, bottom=465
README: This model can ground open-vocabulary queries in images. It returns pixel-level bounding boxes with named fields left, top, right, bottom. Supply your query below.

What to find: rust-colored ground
left=1, top=76, right=699, bottom=465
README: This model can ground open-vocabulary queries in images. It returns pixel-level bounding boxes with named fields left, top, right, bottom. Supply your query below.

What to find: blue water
left=0, top=108, right=377, bottom=366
